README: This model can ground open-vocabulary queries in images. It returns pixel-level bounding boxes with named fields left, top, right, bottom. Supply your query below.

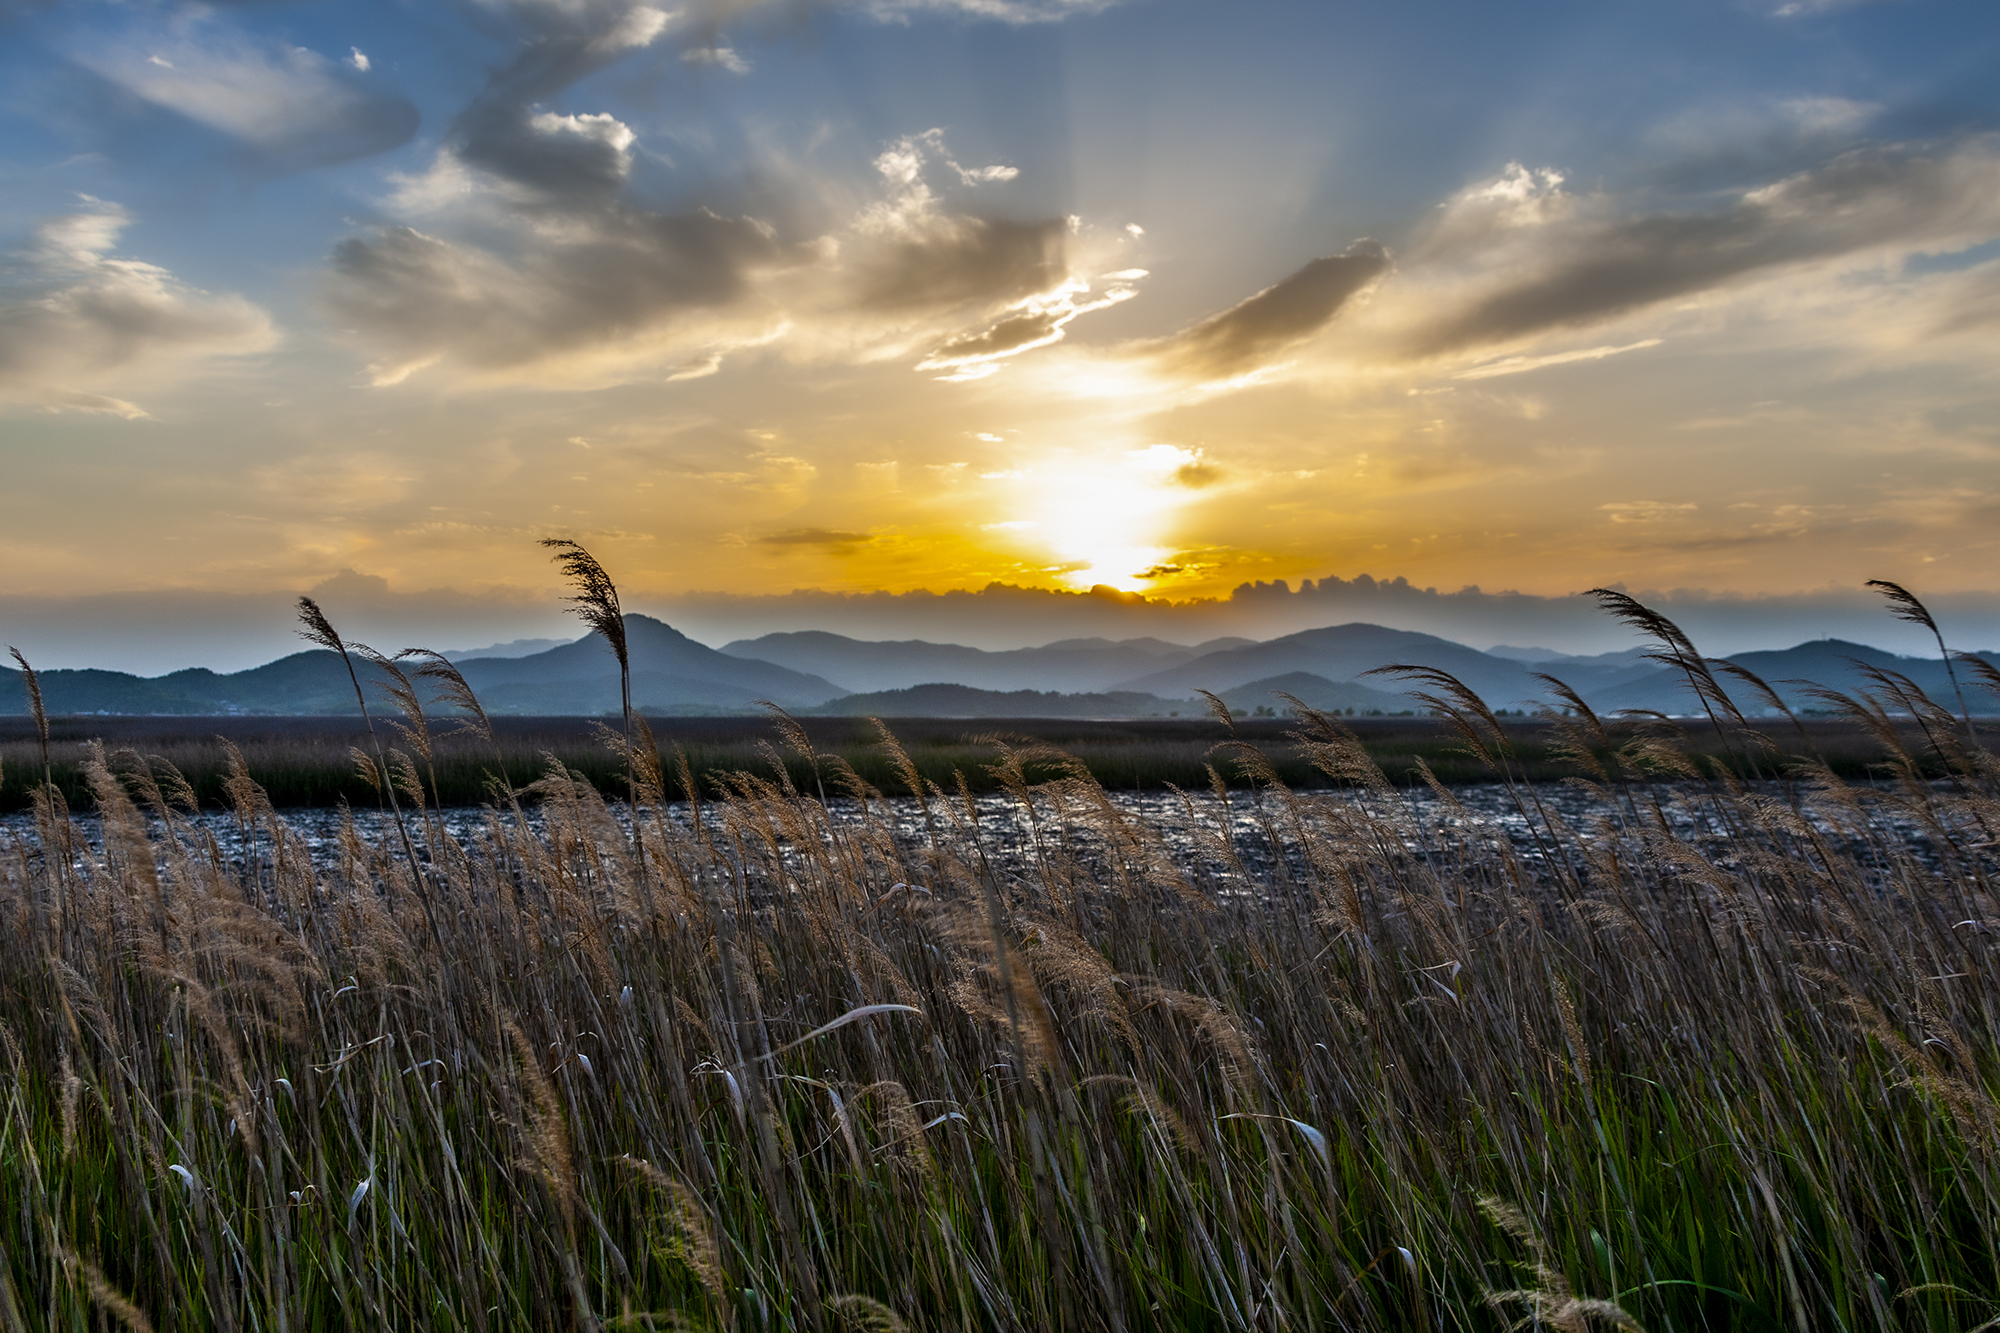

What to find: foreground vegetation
left=4, top=574, right=2000, bottom=1330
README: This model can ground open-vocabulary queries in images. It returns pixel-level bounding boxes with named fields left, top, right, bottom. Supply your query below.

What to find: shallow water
left=2, top=779, right=1976, bottom=896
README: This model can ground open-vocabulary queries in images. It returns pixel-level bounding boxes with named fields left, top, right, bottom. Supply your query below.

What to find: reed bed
left=3, top=583, right=2000, bottom=1331
left=0, top=714, right=1933, bottom=813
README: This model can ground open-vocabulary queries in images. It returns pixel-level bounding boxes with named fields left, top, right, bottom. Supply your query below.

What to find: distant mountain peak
left=443, top=636, right=572, bottom=662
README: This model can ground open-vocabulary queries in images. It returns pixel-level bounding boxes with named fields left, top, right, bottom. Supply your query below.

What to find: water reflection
left=1, top=780, right=1966, bottom=898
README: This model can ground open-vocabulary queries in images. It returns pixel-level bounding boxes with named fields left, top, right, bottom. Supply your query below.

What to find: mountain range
left=3, top=614, right=1995, bottom=720
left=720, top=630, right=1255, bottom=694
left=0, top=615, right=840, bottom=717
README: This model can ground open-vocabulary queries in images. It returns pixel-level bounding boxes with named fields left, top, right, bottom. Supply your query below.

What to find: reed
left=1, top=585, right=1997, bottom=1331
left=0, top=714, right=1945, bottom=813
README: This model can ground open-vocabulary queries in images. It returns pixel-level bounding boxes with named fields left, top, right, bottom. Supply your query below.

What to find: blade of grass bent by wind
left=741, top=1004, right=926, bottom=1068
left=1586, top=589, right=1761, bottom=786
left=1869, top=579, right=1980, bottom=748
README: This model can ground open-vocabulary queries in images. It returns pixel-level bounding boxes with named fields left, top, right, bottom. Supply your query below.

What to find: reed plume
left=7, top=646, right=49, bottom=781
left=1870, top=578, right=1978, bottom=742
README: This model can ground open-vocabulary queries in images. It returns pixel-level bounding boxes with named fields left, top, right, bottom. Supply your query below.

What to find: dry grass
left=3, top=593, right=2000, bottom=1331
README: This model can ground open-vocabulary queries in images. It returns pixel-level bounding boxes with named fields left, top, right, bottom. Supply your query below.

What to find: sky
left=2, top=0, right=1999, bottom=671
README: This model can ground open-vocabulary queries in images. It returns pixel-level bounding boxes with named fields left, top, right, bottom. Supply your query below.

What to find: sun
left=983, top=445, right=1209, bottom=592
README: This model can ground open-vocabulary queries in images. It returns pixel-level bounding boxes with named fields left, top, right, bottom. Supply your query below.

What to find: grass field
left=5, top=576, right=1999, bottom=1329
left=1, top=680, right=1997, bottom=1329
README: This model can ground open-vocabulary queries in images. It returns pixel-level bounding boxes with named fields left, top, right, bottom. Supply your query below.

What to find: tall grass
left=1, top=591, right=1998, bottom=1331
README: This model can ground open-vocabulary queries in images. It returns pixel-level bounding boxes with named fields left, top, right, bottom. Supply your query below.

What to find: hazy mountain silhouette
left=722, top=631, right=1253, bottom=694
left=443, top=637, right=570, bottom=661
left=453, top=615, right=842, bottom=712
left=805, top=683, right=1179, bottom=718
left=1113, top=623, right=1547, bottom=704
left=1213, top=673, right=1414, bottom=716
left=1, top=615, right=840, bottom=716
left=5, top=617, right=1996, bottom=719
left=1583, top=640, right=2000, bottom=717
left=1487, top=646, right=1652, bottom=667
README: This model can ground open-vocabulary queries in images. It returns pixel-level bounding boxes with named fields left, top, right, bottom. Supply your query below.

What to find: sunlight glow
left=984, top=445, right=1210, bottom=592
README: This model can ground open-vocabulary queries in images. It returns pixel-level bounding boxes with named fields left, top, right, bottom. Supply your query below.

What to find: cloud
left=253, top=449, right=416, bottom=510
left=1398, top=137, right=2000, bottom=358
left=1172, top=456, right=1223, bottom=488
left=682, top=44, right=751, bottom=73
left=73, top=28, right=418, bottom=173
left=334, top=107, right=1081, bottom=385
left=1601, top=501, right=1698, bottom=523
left=1926, top=258, right=2000, bottom=338
left=853, top=215, right=1068, bottom=309
left=849, top=132, right=1065, bottom=310
left=1454, top=339, right=1662, bottom=380
left=430, top=4, right=685, bottom=209
left=858, top=0, right=1124, bottom=20
left=1629, top=96, right=1893, bottom=199
left=453, top=101, right=642, bottom=207
left=327, top=210, right=788, bottom=384
left=0, top=204, right=276, bottom=415
left=43, top=390, right=151, bottom=419
left=916, top=277, right=1138, bottom=375
left=316, top=1, right=1119, bottom=388
left=469, top=0, right=674, bottom=46
left=1153, top=241, right=1389, bottom=376
left=649, top=575, right=2000, bottom=661
left=1771, top=0, right=1897, bottom=16
left=482, top=0, right=1119, bottom=33
left=667, top=351, right=726, bottom=380
left=758, top=528, right=873, bottom=549
left=924, top=308, right=1069, bottom=362
left=327, top=7, right=816, bottom=377
left=323, top=3, right=1085, bottom=387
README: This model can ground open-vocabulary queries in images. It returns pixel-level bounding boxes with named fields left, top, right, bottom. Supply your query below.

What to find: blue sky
left=2, top=0, right=1999, bottom=667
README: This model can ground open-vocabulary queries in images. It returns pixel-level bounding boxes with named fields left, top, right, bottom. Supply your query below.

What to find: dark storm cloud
left=1406, top=139, right=2000, bottom=358
left=1156, top=241, right=1388, bottom=375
